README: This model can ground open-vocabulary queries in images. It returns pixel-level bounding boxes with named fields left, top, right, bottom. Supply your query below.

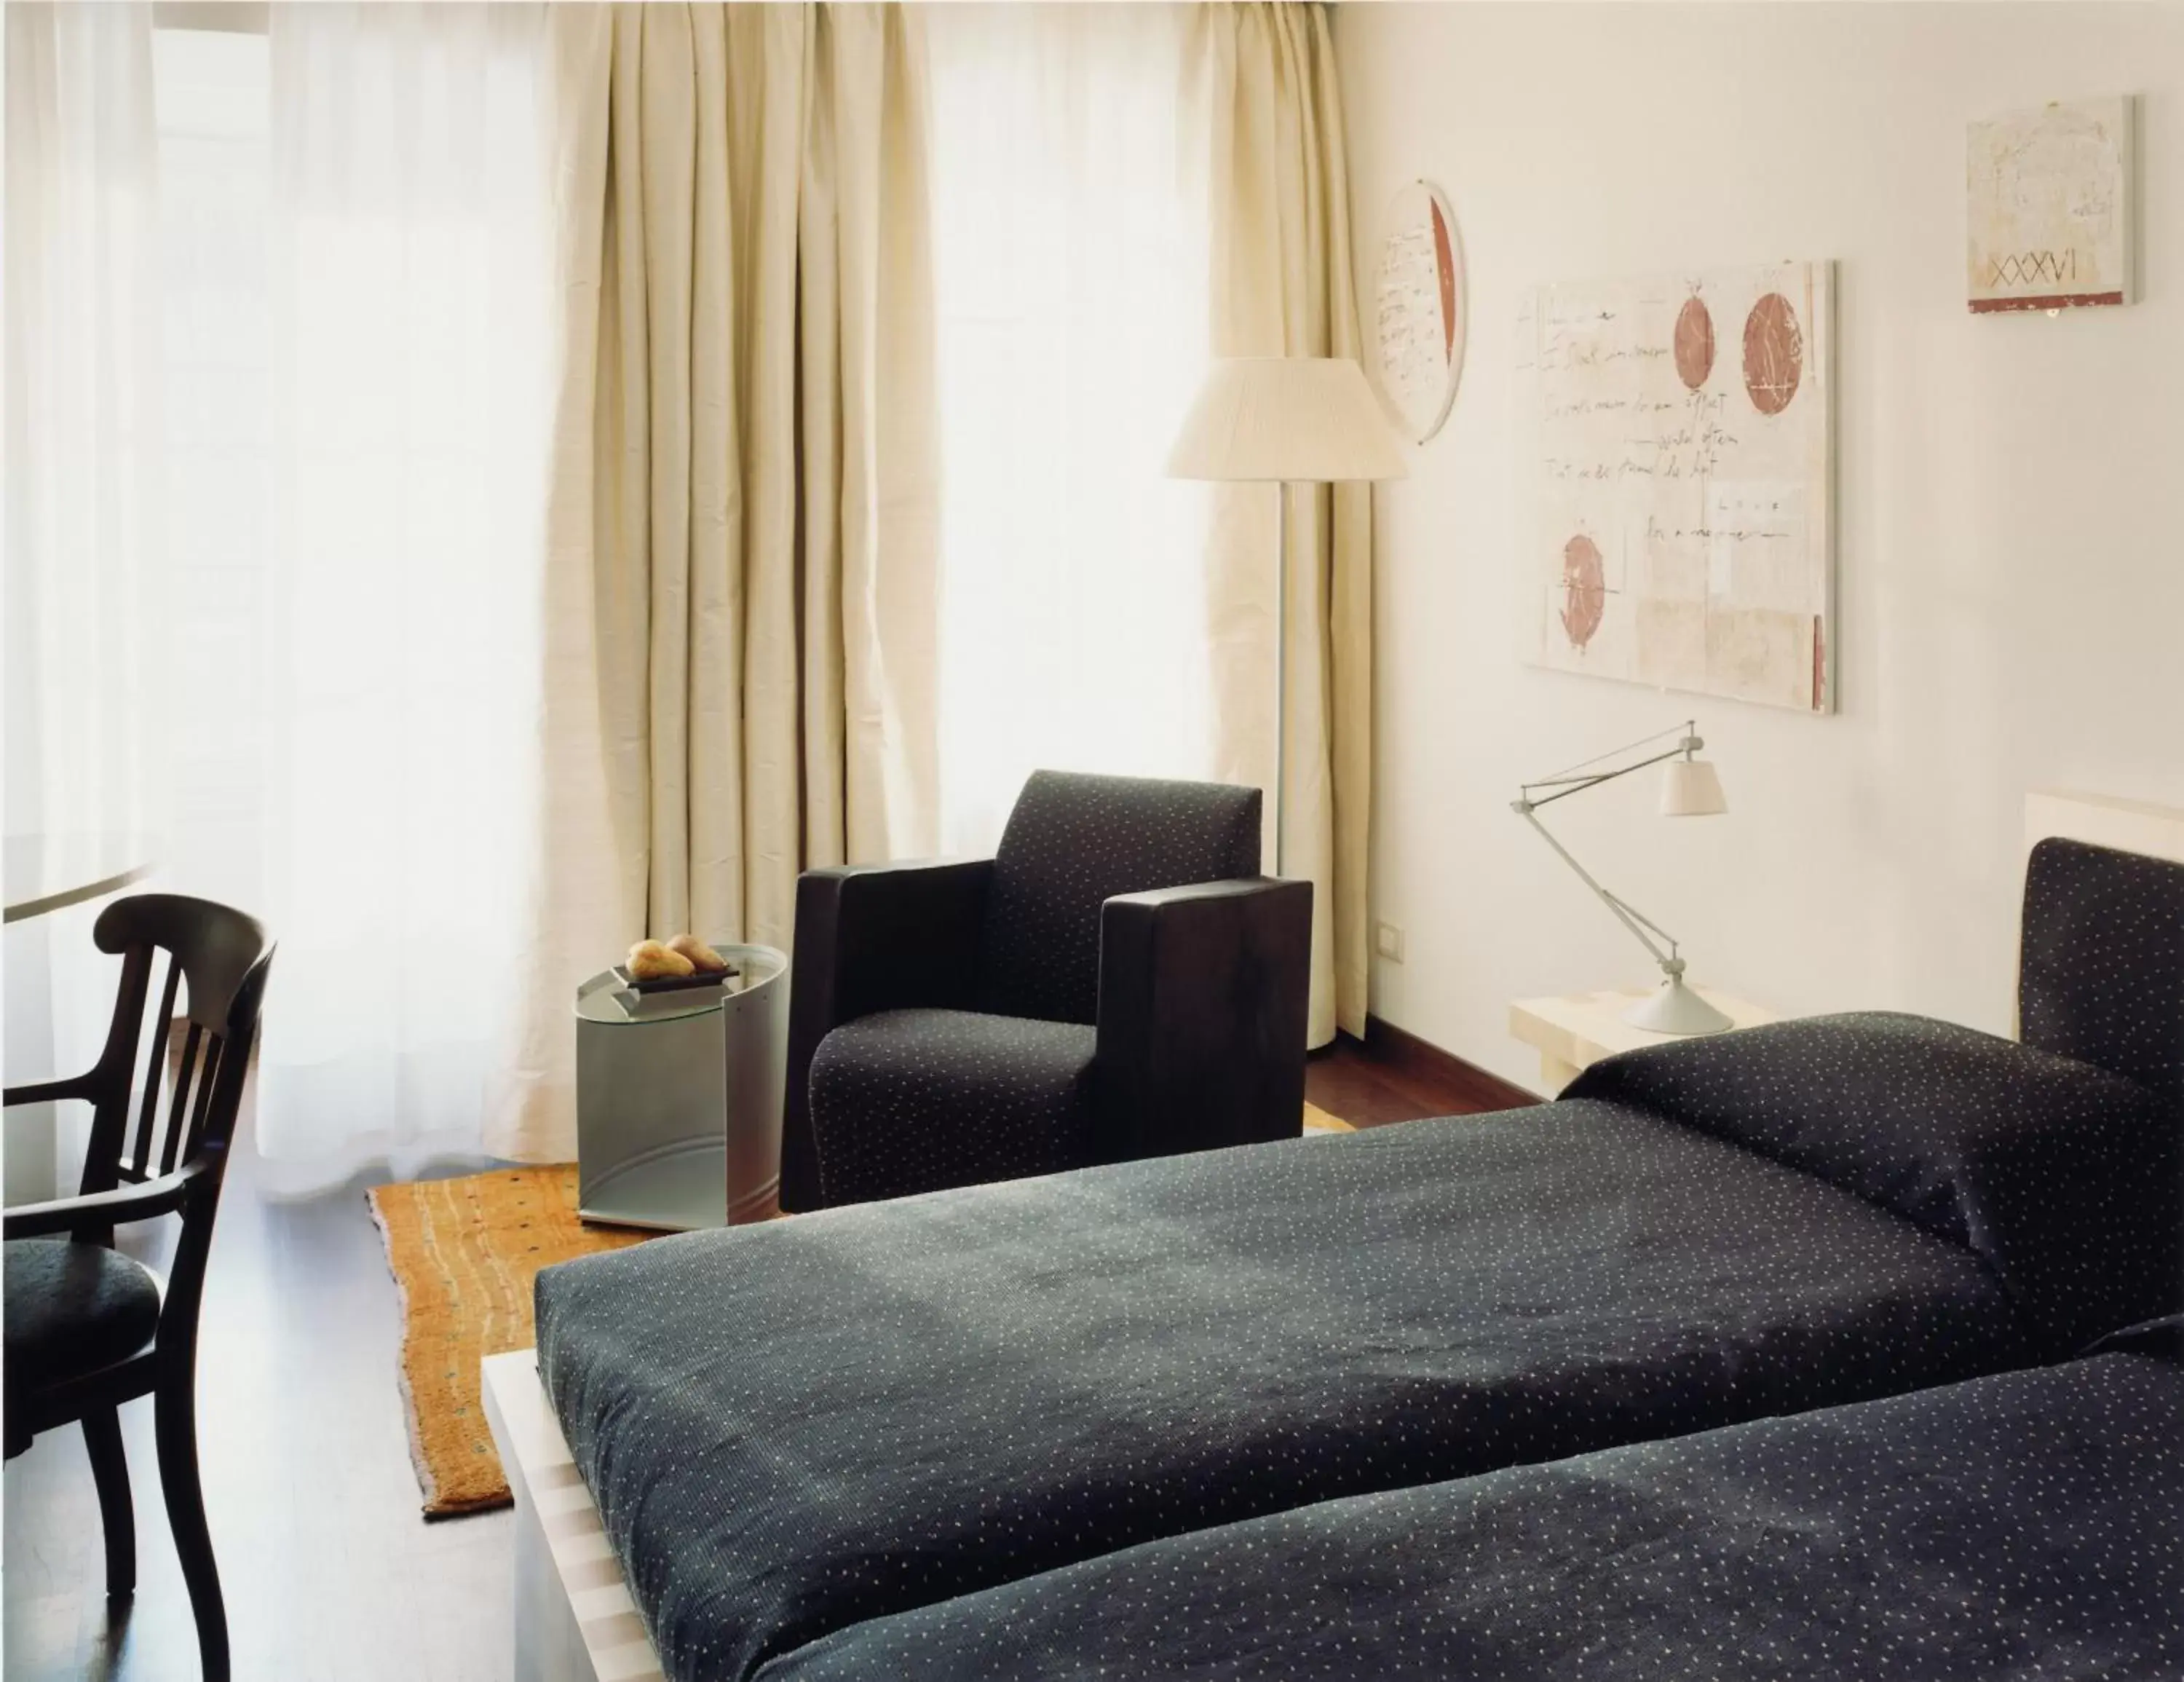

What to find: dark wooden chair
left=3, top=893, right=274, bottom=1682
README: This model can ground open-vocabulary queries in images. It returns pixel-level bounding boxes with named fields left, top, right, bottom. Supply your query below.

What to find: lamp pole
left=1272, top=480, right=1287, bottom=877
left=1162, top=358, right=1409, bottom=881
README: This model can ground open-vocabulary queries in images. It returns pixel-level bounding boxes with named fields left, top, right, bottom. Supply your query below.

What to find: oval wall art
left=1373, top=179, right=1465, bottom=443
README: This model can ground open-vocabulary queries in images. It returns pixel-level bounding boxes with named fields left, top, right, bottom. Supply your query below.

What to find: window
left=926, top=6, right=1217, bottom=853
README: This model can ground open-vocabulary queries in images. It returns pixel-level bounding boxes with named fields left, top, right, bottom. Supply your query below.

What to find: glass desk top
left=574, top=941, right=788, bottom=1026
left=4, top=831, right=154, bottom=923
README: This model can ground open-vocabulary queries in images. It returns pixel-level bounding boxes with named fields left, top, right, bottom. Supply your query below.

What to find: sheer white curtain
left=924, top=4, right=1217, bottom=854
left=89, top=8, right=556, bottom=1184
left=925, top=3, right=1370, bottom=1043
left=245, top=4, right=555, bottom=1180
left=5, top=3, right=165, bottom=853
left=157, top=23, right=271, bottom=916
left=4, top=3, right=165, bottom=1198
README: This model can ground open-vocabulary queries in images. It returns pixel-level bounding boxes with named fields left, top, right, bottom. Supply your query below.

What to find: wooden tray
left=611, top=962, right=738, bottom=995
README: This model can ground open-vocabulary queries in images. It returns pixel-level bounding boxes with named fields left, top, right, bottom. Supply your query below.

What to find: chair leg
left=154, top=1370, right=228, bottom=1682
left=82, top=1408, right=136, bottom=1600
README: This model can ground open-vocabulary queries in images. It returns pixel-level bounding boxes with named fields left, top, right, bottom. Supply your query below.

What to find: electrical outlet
left=1374, top=921, right=1404, bottom=963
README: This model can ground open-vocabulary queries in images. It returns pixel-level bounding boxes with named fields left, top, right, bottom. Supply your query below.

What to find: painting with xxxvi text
left=1516, top=260, right=1835, bottom=714
left=1968, top=95, right=2135, bottom=314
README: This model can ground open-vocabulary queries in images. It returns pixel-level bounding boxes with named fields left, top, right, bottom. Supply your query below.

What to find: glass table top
left=574, top=941, right=787, bottom=1025
left=4, top=831, right=155, bottom=923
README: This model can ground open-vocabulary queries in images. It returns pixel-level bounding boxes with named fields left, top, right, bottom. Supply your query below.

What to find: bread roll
left=665, top=933, right=729, bottom=973
left=627, top=939, right=696, bottom=980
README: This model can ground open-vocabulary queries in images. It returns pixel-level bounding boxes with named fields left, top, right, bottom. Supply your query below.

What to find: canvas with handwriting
left=1518, top=261, right=1834, bottom=713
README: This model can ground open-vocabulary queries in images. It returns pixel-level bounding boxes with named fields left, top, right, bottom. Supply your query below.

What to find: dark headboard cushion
left=1564, top=1011, right=2180, bottom=1352
left=2019, top=837, right=2184, bottom=1110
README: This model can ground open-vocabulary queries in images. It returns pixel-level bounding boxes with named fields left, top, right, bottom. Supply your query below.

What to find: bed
left=762, top=1319, right=2184, bottom=1680
left=502, top=810, right=2184, bottom=1682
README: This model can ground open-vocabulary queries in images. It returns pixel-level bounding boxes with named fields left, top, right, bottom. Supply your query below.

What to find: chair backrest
left=975, top=770, right=1262, bottom=1025
left=75, top=893, right=274, bottom=1205
left=2019, top=837, right=2184, bottom=1111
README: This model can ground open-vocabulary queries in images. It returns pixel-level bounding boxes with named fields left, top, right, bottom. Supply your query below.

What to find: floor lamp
left=1166, top=358, right=1407, bottom=874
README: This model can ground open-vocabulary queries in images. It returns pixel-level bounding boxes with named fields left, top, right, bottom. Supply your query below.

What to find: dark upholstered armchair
left=783, top=770, right=1312, bottom=1211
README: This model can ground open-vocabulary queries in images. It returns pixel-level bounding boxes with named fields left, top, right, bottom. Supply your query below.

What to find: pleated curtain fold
left=1187, top=3, right=1374, bottom=1045
left=493, top=3, right=939, bottom=1161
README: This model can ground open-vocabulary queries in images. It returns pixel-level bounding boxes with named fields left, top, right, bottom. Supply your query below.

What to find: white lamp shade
left=1659, top=757, right=1727, bottom=817
left=1166, top=357, right=1409, bottom=483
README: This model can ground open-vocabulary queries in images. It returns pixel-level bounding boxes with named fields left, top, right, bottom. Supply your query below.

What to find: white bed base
left=483, top=1349, right=667, bottom=1682
left=480, top=791, right=2184, bottom=1682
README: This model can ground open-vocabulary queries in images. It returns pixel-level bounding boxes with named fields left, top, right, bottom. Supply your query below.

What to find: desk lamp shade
left=1661, top=757, right=1727, bottom=817
left=1165, top=358, right=1409, bottom=483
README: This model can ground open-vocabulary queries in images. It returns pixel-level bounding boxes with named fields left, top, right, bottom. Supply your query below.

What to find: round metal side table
left=573, top=942, right=788, bottom=1231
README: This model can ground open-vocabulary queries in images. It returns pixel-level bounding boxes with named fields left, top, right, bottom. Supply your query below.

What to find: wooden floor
left=1306, top=1028, right=1522, bottom=1128
left=3, top=1030, right=1504, bottom=1681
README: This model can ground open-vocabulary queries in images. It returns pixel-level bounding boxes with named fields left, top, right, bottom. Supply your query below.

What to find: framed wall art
left=1968, top=95, right=2136, bottom=313
left=1372, top=179, right=1465, bottom=443
left=1516, top=261, right=1835, bottom=714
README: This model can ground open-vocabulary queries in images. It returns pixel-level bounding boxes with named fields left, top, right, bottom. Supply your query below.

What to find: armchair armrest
left=781, top=857, right=994, bottom=1211
left=3, top=1163, right=204, bottom=1241
left=1093, top=876, right=1312, bottom=1165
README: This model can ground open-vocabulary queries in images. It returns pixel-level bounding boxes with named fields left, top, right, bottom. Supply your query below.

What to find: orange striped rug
left=368, top=1165, right=649, bottom=1518
left=1302, top=1101, right=1353, bottom=1134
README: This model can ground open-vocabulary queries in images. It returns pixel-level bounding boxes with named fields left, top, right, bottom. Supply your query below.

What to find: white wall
left=1337, top=3, right=2184, bottom=1092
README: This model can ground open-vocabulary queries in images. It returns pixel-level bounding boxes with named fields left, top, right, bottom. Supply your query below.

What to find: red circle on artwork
left=1742, top=293, right=1803, bottom=416
left=1431, top=201, right=1458, bottom=359
left=1560, top=535, right=1606, bottom=650
left=1673, top=296, right=1714, bottom=391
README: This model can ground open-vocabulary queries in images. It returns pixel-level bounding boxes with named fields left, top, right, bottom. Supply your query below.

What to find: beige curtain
left=1187, top=2, right=1372, bottom=1046
left=491, top=3, right=939, bottom=1161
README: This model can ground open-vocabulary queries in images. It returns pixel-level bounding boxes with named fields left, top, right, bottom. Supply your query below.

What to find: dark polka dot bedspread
left=764, top=1349, right=2184, bottom=1681
left=535, top=1100, right=2043, bottom=1682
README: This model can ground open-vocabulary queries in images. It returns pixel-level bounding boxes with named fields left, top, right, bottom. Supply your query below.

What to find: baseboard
left=1356, top=1015, right=1539, bottom=1112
